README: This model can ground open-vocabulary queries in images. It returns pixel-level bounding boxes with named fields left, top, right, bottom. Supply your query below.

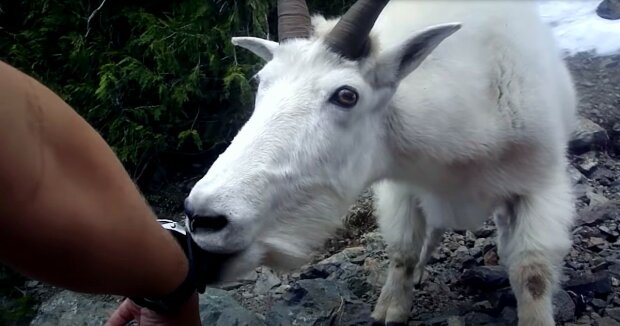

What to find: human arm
left=0, top=60, right=195, bottom=309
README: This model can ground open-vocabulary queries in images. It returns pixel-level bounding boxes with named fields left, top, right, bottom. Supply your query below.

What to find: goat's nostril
left=190, top=215, right=229, bottom=232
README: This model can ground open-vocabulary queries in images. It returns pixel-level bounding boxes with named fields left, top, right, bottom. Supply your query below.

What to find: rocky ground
left=1, top=52, right=619, bottom=326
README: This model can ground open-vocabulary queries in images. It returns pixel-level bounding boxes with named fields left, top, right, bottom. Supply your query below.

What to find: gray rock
left=553, top=290, right=576, bottom=323
left=575, top=152, right=600, bottom=177
left=363, top=257, right=387, bottom=288
left=500, top=306, right=518, bottom=325
left=606, top=307, right=620, bottom=322
left=570, top=118, right=609, bottom=155
left=452, top=246, right=475, bottom=268
left=199, top=288, right=264, bottom=326
left=588, top=190, right=610, bottom=206
left=361, top=232, right=386, bottom=253
left=473, top=225, right=495, bottom=238
left=461, top=311, right=497, bottom=325
left=29, top=291, right=119, bottom=326
left=589, top=237, right=608, bottom=250
left=578, top=201, right=620, bottom=226
left=460, top=266, right=509, bottom=291
left=569, top=165, right=587, bottom=185
left=595, top=316, right=620, bottom=326
left=254, top=268, right=281, bottom=294
left=266, top=279, right=372, bottom=325
left=483, top=249, right=499, bottom=266
left=472, top=300, right=493, bottom=311
left=597, top=0, right=620, bottom=20
left=564, top=271, right=613, bottom=297
left=592, top=298, right=608, bottom=309
left=319, top=246, right=366, bottom=266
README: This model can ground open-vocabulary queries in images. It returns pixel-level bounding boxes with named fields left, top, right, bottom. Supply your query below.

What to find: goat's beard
left=257, top=214, right=344, bottom=271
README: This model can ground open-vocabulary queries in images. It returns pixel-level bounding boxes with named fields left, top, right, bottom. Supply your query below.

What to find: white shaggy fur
left=186, top=1, right=577, bottom=325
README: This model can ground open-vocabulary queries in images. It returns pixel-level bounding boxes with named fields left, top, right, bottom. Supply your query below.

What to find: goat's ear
left=232, top=37, right=279, bottom=62
left=370, top=23, right=461, bottom=86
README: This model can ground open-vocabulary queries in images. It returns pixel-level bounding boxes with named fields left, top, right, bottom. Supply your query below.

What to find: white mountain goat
left=184, top=0, right=577, bottom=324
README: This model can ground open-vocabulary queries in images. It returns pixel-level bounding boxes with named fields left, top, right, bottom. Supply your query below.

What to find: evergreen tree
left=0, top=0, right=354, bottom=184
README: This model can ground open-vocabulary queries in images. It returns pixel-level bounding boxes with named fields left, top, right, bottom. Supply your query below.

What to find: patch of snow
left=537, top=0, right=620, bottom=56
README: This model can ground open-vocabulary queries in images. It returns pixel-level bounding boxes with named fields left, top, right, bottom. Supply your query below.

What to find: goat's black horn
left=324, top=0, right=390, bottom=60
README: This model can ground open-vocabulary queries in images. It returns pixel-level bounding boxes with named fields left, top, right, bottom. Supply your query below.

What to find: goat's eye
left=330, top=86, right=358, bottom=108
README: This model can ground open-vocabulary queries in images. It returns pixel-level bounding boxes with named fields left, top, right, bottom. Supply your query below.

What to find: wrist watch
left=129, top=219, right=202, bottom=315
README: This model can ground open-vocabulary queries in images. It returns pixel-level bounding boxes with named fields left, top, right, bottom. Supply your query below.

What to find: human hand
left=105, top=293, right=200, bottom=326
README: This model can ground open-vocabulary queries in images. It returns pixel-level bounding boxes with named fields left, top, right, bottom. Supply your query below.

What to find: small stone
left=218, top=281, right=244, bottom=290
left=473, top=300, right=493, bottom=311
left=483, top=249, right=499, bottom=266
left=600, top=225, right=614, bottom=236
left=589, top=237, right=607, bottom=249
left=569, top=314, right=593, bottom=325
left=453, top=246, right=475, bottom=267
left=595, top=316, right=620, bottom=326
left=567, top=261, right=582, bottom=270
left=447, top=316, right=464, bottom=326
left=501, top=306, right=518, bottom=325
left=364, top=257, right=387, bottom=288
left=606, top=307, right=620, bottom=322
left=239, top=270, right=259, bottom=282
left=254, top=268, right=281, bottom=294
left=592, top=298, right=608, bottom=309
left=579, top=201, right=620, bottom=226
left=469, top=246, right=482, bottom=258
left=588, top=191, right=609, bottom=206
left=565, top=271, right=613, bottom=297
left=25, top=280, right=40, bottom=288
left=575, top=152, right=599, bottom=177
left=569, top=165, right=587, bottom=184
left=461, top=266, right=509, bottom=290
left=611, top=180, right=620, bottom=193
left=454, top=245, right=469, bottom=255
left=462, top=312, right=497, bottom=325
left=569, top=117, right=609, bottom=155
left=465, top=231, right=476, bottom=247
left=612, top=277, right=620, bottom=287
left=554, top=290, right=577, bottom=322
left=200, top=289, right=264, bottom=325
left=474, top=225, right=495, bottom=238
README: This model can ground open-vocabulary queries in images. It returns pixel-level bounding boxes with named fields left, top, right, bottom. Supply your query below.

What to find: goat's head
left=184, top=0, right=461, bottom=282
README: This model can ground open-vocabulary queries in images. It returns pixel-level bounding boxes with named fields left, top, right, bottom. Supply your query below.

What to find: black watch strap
left=130, top=220, right=198, bottom=315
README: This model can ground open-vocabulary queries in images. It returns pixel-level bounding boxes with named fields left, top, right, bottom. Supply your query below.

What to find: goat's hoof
left=369, top=319, right=384, bottom=326
left=386, top=322, right=407, bottom=326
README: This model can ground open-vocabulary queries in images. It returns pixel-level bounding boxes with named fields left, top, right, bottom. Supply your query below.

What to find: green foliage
left=0, top=0, right=355, bottom=182
left=0, top=266, right=36, bottom=325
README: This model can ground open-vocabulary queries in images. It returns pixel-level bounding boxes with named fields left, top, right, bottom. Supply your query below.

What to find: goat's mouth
left=188, top=234, right=246, bottom=286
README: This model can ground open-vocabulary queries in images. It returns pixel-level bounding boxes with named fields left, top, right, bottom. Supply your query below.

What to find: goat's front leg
left=495, top=173, right=574, bottom=326
left=371, top=181, right=428, bottom=325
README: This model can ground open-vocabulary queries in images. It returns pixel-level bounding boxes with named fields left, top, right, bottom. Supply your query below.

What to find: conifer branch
left=85, top=0, right=108, bottom=38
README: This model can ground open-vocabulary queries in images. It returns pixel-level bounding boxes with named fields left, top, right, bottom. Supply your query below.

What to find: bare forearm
left=0, top=61, right=187, bottom=298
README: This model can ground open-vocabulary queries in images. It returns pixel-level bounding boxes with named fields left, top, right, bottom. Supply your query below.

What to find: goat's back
left=372, top=0, right=576, bottom=160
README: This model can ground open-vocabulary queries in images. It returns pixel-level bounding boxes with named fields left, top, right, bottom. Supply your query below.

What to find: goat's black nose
left=184, top=198, right=229, bottom=232
left=189, top=214, right=229, bottom=233
left=184, top=197, right=195, bottom=218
